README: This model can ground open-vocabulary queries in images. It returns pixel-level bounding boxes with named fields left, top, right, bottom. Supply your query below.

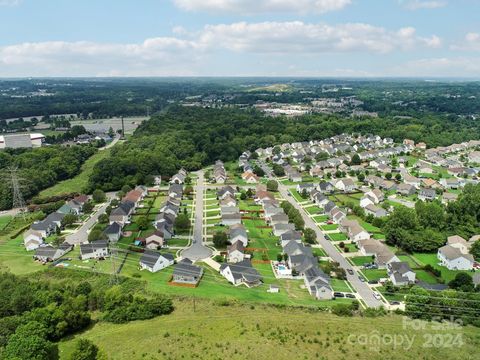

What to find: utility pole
left=2, top=167, right=27, bottom=219
left=109, top=245, right=119, bottom=285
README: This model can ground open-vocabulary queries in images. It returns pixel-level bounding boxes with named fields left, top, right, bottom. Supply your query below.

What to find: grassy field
left=57, top=297, right=480, bottom=360
left=362, top=268, right=388, bottom=281
left=0, top=215, right=12, bottom=230
left=39, top=147, right=113, bottom=197
left=320, top=224, right=338, bottom=231
left=350, top=256, right=374, bottom=266
left=412, top=253, right=466, bottom=283
left=328, top=232, right=348, bottom=241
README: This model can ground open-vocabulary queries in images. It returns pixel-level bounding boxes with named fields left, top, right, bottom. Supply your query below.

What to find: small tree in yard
left=339, top=241, right=345, bottom=248
left=266, top=180, right=278, bottom=192
left=92, top=189, right=106, bottom=203
left=175, top=214, right=191, bottom=232
left=83, top=201, right=94, bottom=214
left=137, top=216, right=150, bottom=230
left=61, top=213, right=78, bottom=227
left=277, top=253, right=283, bottom=262
left=88, top=229, right=106, bottom=242
left=303, top=228, right=316, bottom=244
left=213, top=231, right=229, bottom=248
left=184, top=185, right=194, bottom=196
left=301, top=189, right=308, bottom=199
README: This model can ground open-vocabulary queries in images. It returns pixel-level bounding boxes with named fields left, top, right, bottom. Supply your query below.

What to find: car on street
left=373, top=292, right=382, bottom=300
left=368, top=280, right=379, bottom=284
left=347, top=269, right=354, bottom=275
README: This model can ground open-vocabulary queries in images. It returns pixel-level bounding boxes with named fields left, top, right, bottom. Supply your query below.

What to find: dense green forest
left=383, top=184, right=480, bottom=253
left=0, top=145, right=96, bottom=210
left=0, top=270, right=173, bottom=359
left=88, top=105, right=480, bottom=191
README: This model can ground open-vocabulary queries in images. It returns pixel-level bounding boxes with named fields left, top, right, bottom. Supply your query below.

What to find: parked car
left=373, top=292, right=381, bottom=300
left=345, top=293, right=355, bottom=299
left=327, top=220, right=334, bottom=224
left=390, top=301, right=400, bottom=305
left=347, top=269, right=354, bottom=275
left=359, top=276, right=365, bottom=282
left=334, top=292, right=345, bottom=298
left=368, top=280, right=379, bottom=285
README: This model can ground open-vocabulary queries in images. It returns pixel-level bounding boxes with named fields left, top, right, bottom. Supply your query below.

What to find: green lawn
left=39, top=147, right=114, bottom=197
left=397, top=254, right=421, bottom=268
left=342, top=243, right=358, bottom=253
left=362, top=269, right=388, bottom=281
left=0, top=215, right=12, bottom=230
left=350, top=256, right=374, bottom=266
left=0, top=235, right=45, bottom=274
left=305, top=206, right=322, bottom=215
left=167, top=238, right=190, bottom=247
left=414, top=270, right=441, bottom=284
left=328, top=233, right=348, bottom=241
left=330, top=278, right=352, bottom=292
left=320, top=224, right=338, bottom=231
left=412, top=253, right=465, bottom=283
left=291, top=190, right=307, bottom=202
left=312, top=215, right=329, bottom=223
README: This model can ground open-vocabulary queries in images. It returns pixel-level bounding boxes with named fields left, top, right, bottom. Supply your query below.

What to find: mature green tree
left=470, top=240, right=480, bottom=261
left=70, top=339, right=99, bottom=360
left=4, top=322, right=56, bottom=360
left=137, top=216, right=150, bottom=231
left=303, top=228, right=316, bottom=244
left=266, top=180, right=278, bottom=192
left=174, top=213, right=190, bottom=231
left=213, top=231, right=228, bottom=248
left=88, top=229, right=106, bottom=242
left=92, top=189, right=106, bottom=203
left=448, top=273, right=474, bottom=292
left=351, top=154, right=361, bottom=165
left=61, top=213, right=78, bottom=227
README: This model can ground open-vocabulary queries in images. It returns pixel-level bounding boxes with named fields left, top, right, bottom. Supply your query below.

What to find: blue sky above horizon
left=0, top=0, right=479, bottom=77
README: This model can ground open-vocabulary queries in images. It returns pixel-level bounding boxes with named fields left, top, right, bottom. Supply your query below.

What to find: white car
left=373, top=291, right=381, bottom=300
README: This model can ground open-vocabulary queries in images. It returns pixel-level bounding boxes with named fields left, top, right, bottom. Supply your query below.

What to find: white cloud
left=0, top=38, right=204, bottom=76
left=451, top=33, right=480, bottom=51
left=0, top=21, right=442, bottom=76
left=398, top=57, right=480, bottom=76
left=173, top=0, right=351, bottom=14
left=400, top=0, right=447, bottom=10
left=198, top=22, right=441, bottom=54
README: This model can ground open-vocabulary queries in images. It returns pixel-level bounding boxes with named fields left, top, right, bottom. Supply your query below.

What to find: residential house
left=170, top=170, right=186, bottom=184
left=139, top=250, right=174, bottom=272
left=396, top=183, right=416, bottom=196
left=340, top=219, right=370, bottom=243
left=168, top=184, right=184, bottom=198
left=219, top=195, right=237, bottom=207
left=227, top=241, right=245, bottom=263
left=442, top=192, right=458, bottom=204
left=268, top=213, right=289, bottom=225
left=357, top=239, right=399, bottom=268
left=418, top=188, right=436, bottom=201
left=80, top=240, right=109, bottom=260
left=222, top=213, right=242, bottom=226
left=229, top=224, right=248, bottom=246
left=387, top=262, right=416, bottom=286
left=318, top=182, right=334, bottom=194
left=109, top=201, right=134, bottom=225
left=334, top=178, right=356, bottom=193
left=304, top=267, right=333, bottom=300
left=103, top=222, right=122, bottom=243
left=217, top=186, right=235, bottom=200
left=272, top=223, right=296, bottom=236
left=172, top=258, right=203, bottom=285
left=23, top=230, right=44, bottom=251
left=364, top=204, right=388, bottom=218
left=296, top=183, right=315, bottom=194
left=438, top=245, right=474, bottom=270
left=280, top=230, right=303, bottom=247
left=220, top=260, right=262, bottom=287
left=33, top=243, right=72, bottom=263
left=145, top=230, right=165, bottom=250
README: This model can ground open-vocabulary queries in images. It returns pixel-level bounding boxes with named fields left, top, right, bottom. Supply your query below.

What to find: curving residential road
left=65, top=192, right=116, bottom=245
left=181, top=170, right=212, bottom=261
left=258, top=160, right=384, bottom=308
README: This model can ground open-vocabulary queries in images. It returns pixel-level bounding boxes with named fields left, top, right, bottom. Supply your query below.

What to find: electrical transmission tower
left=109, top=244, right=119, bottom=285
left=2, top=167, right=27, bottom=219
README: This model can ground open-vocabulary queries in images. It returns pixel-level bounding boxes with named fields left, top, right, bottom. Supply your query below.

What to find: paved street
left=65, top=192, right=116, bottom=245
left=259, top=161, right=383, bottom=308
left=181, top=170, right=213, bottom=261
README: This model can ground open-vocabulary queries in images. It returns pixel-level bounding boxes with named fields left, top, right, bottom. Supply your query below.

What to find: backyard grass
left=362, top=269, right=388, bottom=281
left=350, top=256, right=374, bottom=266
left=0, top=215, right=12, bottom=230
left=39, top=147, right=113, bottom=197
left=320, top=224, right=338, bottom=231
left=312, top=215, right=328, bottom=223
left=330, top=278, right=352, bottom=292
left=412, top=252, right=465, bottom=283
left=305, top=206, right=322, bottom=215
left=342, top=243, right=358, bottom=253
left=328, top=232, right=348, bottom=241
left=167, top=238, right=190, bottom=247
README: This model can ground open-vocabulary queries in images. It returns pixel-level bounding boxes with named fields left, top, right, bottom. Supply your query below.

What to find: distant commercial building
left=0, top=133, right=45, bottom=149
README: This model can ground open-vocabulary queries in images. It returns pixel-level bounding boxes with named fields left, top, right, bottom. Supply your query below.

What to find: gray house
left=172, top=259, right=203, bottom=285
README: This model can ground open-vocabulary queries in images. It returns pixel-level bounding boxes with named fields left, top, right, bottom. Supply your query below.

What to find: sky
left=0, top=0, right=479, bottom=77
